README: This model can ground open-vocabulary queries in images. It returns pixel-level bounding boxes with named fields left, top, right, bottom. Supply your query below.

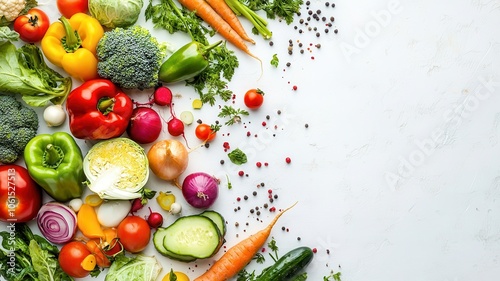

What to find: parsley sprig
left=218, top=105, right=249, bottom=125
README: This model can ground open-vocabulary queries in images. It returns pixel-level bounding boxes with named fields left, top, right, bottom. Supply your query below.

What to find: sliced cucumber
left=153, top=227, right=196, bottom=262
left=199, top=210, right=226, bottom=236
left=163, top=215, right=222, bottom=259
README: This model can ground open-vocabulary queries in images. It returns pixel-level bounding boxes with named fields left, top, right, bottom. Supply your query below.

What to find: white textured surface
left=6, top=0, right=500, bottom=280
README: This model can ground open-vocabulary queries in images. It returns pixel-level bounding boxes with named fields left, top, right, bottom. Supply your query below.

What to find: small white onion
left=170, top=202, right=182, bottom=214
left=43, top=104, right=66, bottom=127
left=97, top=200, right=132, bottom=228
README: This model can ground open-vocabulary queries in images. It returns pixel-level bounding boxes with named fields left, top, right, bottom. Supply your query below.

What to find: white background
left=4, top=0, right=500, bottom=280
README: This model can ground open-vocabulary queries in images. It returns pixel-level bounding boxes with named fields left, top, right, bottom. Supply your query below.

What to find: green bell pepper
left=24, top=132, right=85, bottom=202
left=158, top=40, right=222, bottom=84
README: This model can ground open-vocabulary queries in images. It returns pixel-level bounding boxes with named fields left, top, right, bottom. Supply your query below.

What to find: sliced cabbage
left=84, top=138, right=149, bottom=200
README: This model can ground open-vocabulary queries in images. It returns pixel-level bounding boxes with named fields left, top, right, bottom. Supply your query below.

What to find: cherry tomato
left=117, top=216, right=151, bottom=253
left=13, top=8, right=50, bottom=43
left=195, top=123, right=217, bottom=142
left=243, top=88, right=265, bottom=110
left=162, top=270, right=190, bottom=281
left=59, top=241, right=96, bottom=278
left=57, top=0, right=89, bottom=18
left=0, top=165, right=42, bottom=223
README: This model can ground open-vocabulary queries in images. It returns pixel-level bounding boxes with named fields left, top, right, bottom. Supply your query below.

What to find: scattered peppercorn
left=285, top=157, right=292, bottom=163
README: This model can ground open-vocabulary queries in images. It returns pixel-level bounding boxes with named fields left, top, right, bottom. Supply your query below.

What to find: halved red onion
left=37, top=202, right=77, bottom=244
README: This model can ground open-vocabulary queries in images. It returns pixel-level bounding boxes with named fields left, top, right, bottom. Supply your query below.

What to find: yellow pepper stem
left=59, top=16, right=82, bottom=53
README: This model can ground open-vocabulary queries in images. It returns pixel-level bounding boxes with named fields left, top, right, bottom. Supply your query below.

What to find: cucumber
left=256, top=246, right=314, bottom=281
left=199, top=210, right=226, bottom=236
left=162, top=215, right=222, bottom=259
left=152, top=227, right=196, bottom=262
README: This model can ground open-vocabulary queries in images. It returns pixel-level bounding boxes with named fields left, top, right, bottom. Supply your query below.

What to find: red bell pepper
left=66, top=79, right=133, bottom=140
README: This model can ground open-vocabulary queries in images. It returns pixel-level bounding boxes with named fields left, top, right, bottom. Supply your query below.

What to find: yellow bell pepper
left=41, top=13, right=104, bottom=81
left=77, top=203, right=105, bottom=239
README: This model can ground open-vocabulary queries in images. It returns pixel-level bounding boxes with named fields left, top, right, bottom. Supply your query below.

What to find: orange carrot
left=194, top=202, right=298, bottom=281
left=177, top=0, right=260, bottom=61
left=205, top=0, right=255, bottom=44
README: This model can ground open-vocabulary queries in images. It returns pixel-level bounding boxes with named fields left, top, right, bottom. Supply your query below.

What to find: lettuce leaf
left=105, top=254, right=162, bottom=281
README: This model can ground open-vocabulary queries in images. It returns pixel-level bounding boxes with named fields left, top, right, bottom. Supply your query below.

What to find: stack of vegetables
left=0, top=0, right=326, bottom=280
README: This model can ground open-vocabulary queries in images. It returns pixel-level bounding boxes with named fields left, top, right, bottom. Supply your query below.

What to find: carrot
left=205, top=0, right=255, bottom=44
left=194, top=202, right=298, bottom=281
left=177, top=0, right=260, bottom=61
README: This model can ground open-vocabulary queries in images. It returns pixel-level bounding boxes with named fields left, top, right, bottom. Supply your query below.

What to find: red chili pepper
left=66, top=79, right=133, bottom=140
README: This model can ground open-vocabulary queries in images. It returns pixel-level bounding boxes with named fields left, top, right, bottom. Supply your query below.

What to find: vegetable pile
left=0, top=0, right=343, bottom=280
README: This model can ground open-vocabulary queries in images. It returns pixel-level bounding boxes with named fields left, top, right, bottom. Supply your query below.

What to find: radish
left=154, top=85, right=173, bottom=107
left=147, top=207, right=164, bottom=228
left=167, top=116, right=189, bottom=147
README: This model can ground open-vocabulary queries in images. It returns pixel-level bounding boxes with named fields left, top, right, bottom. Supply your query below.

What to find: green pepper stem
left=202, top=40, right=224, bottom=56
left=98, top=97, right=115, bottom=115
left=59, top=16, right=82, bottom=53
left=44, top=144, right=64, bottom=169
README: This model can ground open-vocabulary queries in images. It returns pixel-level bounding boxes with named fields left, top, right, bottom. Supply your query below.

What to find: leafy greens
left=0, top=43, right=72, bottom=107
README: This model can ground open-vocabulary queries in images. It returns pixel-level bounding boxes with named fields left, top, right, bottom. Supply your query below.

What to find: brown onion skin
left=147, top=139, right=189, bottom=181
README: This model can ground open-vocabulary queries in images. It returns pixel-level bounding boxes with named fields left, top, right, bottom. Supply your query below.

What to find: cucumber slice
left=200, top=210, right=226, bottom=236
left=153, top=227, right=196, bottom=262
left=163, top=215, right=222, bottom=259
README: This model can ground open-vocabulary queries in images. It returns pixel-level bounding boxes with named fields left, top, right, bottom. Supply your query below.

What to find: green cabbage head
left=89, top=0, right=144, bottom=28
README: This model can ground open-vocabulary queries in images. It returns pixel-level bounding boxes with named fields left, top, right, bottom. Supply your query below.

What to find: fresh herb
left=189, top=43, right=239, bottom=106
left=270, top=54, right=279, bottom=67
left=324, top=271, right=342, bottom=281
left=267, top=237, right=279, bottom=262
left=254, top=252, right=266, bottom=264
left=226, top=175, right=233, bottom=189
left=228, top=148, right=248, bottom=165
left=0, top=43, right=72, bottom=107
left=263, top=0, right=304, bottom=24
left=145, top=0, right=212, bottom=44
left=237, top=269, right=257, bottom=281
left=0, top=223, right=72, bottom=281
left=218, top=105, right=249, bottom=125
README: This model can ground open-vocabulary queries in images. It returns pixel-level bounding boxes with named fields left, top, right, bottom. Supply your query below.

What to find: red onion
left=127, top=107, right=162, bottom=144
left=182, top=172, right=219, bottom=209
left=37, top=202, right=77, bottom=244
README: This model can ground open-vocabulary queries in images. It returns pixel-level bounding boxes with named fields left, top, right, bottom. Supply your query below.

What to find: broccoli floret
left=96, top=25, right=167, bottom=90
left=0, top=94, right=38, bottom=163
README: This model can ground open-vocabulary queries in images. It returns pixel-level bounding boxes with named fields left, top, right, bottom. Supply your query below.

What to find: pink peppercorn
left=285, top=157, right=291, bottom=163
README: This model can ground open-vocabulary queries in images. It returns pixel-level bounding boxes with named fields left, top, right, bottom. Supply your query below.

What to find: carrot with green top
left=194, top=202, right=298, bottom=281
left=176, top=0, right=259, bottom=61
left=205, top=0, right=255, bottom=44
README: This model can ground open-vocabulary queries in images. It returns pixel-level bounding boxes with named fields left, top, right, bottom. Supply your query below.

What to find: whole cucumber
left=256, top=246, right=314, bottom=281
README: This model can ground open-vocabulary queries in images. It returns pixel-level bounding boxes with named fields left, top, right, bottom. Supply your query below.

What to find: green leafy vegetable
left=0, top=27, right=19, bottom=45
left=270, top=54, right=279, bottom=67
left=0, top=43, right=72, bottom=107
left=105, top=254, right=162, bottom=281
left=263, top=0, right=304, bottom=24
left=324, top=271, right=342, bottom=281
left=228, top=148, right=248, bottom=165
left=218, top=105, right=249, bottom=125
left=89, top=0, right=144, bottom=28
left=0, top=224, right=72, bottom=281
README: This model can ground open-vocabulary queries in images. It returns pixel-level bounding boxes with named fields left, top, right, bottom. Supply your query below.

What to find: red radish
left=154, top=85, right=173, bottom=106
left=130, top=198, right=145, bottom=214
left=167, top=116, right=189, bottom=147
left=146, top=207, right=164, bottom=228
left=127, top=107, right=162, bottom=144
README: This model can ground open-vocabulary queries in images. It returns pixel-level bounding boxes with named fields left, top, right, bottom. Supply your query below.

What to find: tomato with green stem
left=195, top=123, right=219, bottom=142
left=57, top=0, right=88, bottom=18
left=13, top=8, right=50, bottom=43
left=243, top=88, right=265, bottom=109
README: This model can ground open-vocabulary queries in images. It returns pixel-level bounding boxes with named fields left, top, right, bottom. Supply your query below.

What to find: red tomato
left=59, top=241, right=94, bottom=278
left=57, top=0, right=89, bottom=18
left=0, top=165, right=42, bottom=223
left=13, top=8, right=50, bottom=43
left=117, top=216, right=151, bottom=253
left=195, top=123, right=217, bottom=142
left=243, top=88, right=265, bottom=109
